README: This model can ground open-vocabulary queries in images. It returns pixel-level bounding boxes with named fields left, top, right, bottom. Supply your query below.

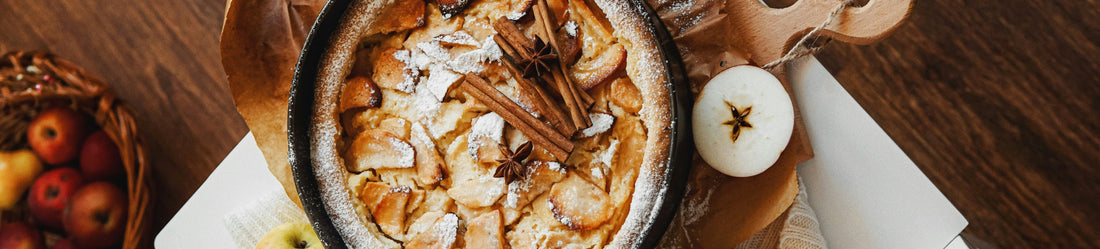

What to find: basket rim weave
left=1, top=50, right=152, bottom=249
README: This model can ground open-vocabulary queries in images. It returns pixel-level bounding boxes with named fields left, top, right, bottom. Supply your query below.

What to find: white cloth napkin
left=222, top=190, right=309, bottom=249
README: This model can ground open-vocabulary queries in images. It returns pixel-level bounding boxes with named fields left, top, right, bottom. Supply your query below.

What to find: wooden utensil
left=728, top=0, right=913, bottom=65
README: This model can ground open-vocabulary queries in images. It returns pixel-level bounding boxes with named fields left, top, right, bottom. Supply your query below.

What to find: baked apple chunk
left=345, top=129, right=415, bottom=171
left=548, top=174, right=613, bottom=231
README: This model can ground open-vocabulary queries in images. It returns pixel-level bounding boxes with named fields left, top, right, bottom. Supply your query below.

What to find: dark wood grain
left=815, top=0, right=1100, bottom=248
left=2, top=0, right=1097, bottom=248
left=0, top=0, right=247, bottom=235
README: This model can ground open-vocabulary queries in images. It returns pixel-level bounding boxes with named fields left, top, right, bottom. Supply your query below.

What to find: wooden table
left=0, top=0, right=250, bottom=237
left=1, top=0, right=1096, bottom=248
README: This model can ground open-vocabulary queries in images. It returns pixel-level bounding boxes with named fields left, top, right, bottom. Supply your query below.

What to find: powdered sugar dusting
left=414, top=77, right=442, bottom=119
left=424, top=64, right=463, bottom=101
left=595, top=139, right=620, bottom=168
left=587, top=0, right=676, bottom=247
left=411, top=49, right=435, bottom=70
left=682, top=183, right=715, bottom=225
left=391, top=49, right=420, bottom=93
left=547, top=161, right=563, bottom=172
left=467, top=112, right=505, bottom=159
left=308, top=0, right=406, bottom=247
left=579, top=112, right=615, bottom=137
left=390, top=136, right=416, bottom=168
left=417, top=41, right=451, bottom=62
left=447, top=36, right=503, bottom=74
left=591, top=166, right=605, bottom=180
left=563, top=21, right=579, bottom=36
left=506, top=10, right=526, bottom=20
left=505, top=180, right=526, bottom=208
left=433, top=31, right=480, bottom=46
left=436, top=213, right=460, bottom=246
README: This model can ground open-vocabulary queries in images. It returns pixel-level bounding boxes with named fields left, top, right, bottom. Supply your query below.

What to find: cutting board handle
left=728, top=0, right=914, bottom=64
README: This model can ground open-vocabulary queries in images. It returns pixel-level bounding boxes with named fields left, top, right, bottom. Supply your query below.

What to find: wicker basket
left=0, top=50, right=152, bottom=249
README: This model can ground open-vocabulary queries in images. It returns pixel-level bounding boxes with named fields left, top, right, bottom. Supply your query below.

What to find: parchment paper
left=218, top=0, right=813, bottom=246
left=219, top=0, right=325, bottom=207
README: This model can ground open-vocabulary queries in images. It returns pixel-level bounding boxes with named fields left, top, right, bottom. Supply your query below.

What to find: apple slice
left=345, top=130, right=416, bottom=172
left=464, top=210, right=505, bottom=249
left=447, top=176, right=505, bottom=208
left=373, top=48, right=418, bottom=93
left=410, top=122, right=446, bottom=185
left=405, top=213, right=460, bottom=249
left=366, top=0, right=427, bottom=35
left=357, top=182, right=390, bottom=208
left=467, top=112, right=505, bottom=164
left=378, top=117, right=410, bottom=140
left=406, top=211, right=446, bottom=239
left=547, top=174, right=613, bottom=231
left=340, top=76, right=383, bottom=113
left=609, top=78, right=642, bottom=113
left=473, top=136, right=505, bottom=165
left=373, top=186, right=412, bottom=239
left=571, top=43, right=625, bottom=91
left=504, top=160, right=566, bottom=209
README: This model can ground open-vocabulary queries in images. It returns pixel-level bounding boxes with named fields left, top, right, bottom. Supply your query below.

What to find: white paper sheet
left=154, top=133, right=285, bottom=248
left=791, top=57, right=969, bottom=249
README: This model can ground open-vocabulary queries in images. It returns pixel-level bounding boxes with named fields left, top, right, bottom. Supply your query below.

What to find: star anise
left=722, top=101, right=753, bottom=142
left=519, top=37, right=558, bottom=79
left=493, top=141, right=533, bottom=183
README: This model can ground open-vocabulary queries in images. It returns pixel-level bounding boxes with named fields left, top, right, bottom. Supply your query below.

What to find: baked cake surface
left=308, top=0, right=673, bottom=247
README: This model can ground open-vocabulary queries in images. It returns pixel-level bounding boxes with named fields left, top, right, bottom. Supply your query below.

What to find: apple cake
left=307, top=0, right=674, bottom=247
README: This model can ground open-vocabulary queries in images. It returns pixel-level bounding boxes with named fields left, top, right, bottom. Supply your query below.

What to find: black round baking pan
left=287, top=0, right=692, bottom=247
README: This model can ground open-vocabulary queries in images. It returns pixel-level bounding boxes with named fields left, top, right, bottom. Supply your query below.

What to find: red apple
left=63, top=182, right=127, bottom=249
left=50, top=238, right=78, bottom=249
left=0, top=222, right=45, bottom=249
left=28, top=167, right=85, bottom=231
left=78, top=131, right=124, bottom=182
left=28, top=107, right=92, bottom=165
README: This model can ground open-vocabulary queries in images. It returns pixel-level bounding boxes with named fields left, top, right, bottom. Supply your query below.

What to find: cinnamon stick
left=533, top=0, right=592, bottom=127
left=460, top=73, right=573, bottom=159
left=503, top=58, right=577, bottom=135
left=494, top=16, right=584, bottom=130
left=493, top=17, right=533, bottom=56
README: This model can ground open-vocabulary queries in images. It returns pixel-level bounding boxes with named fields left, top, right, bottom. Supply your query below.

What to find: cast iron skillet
left=288, top=0, right=692, bottom=247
